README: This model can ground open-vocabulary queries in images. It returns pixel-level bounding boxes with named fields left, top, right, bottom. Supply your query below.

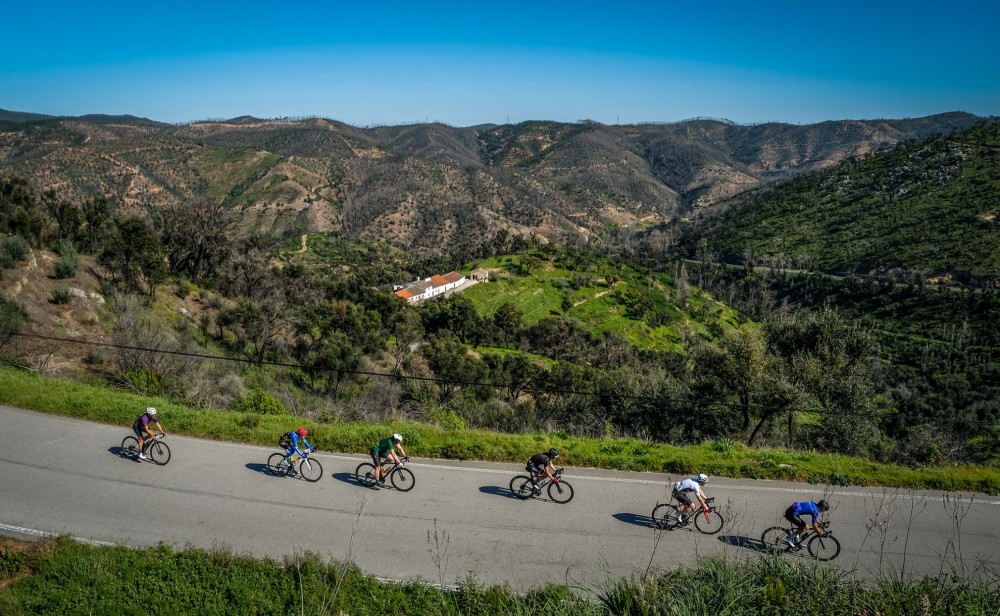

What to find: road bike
left=121, top=433, right=170, bottom=465
left=509, top=468, right=574, bottom=503
left=355, top=457, right=415, bottom=491
left=760, top=520, right=841, bottom=561
left=266, top=450, right=323, bottom=482
left=652, top=496, right=724, bottom=534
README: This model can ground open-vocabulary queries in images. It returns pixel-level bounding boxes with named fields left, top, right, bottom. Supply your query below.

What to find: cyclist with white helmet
left=526, top=448, right=562, bottom=495
left=370, top=433, right=407, bottom=490
left=672, top=473, right=710, bottom=524
left=132, top=407, right=165, bottom=460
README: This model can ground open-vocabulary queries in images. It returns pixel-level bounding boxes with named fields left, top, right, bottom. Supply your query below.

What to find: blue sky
left=2, top=0, right=998, bottom=126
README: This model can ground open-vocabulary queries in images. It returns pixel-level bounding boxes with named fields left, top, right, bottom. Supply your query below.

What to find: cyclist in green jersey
left=370, top=433, right=407, bottom=489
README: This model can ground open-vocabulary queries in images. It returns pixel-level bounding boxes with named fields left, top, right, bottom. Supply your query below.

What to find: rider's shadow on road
left=718, top=535, right=769, bottom=553
left=245, top=462, right=274, bottom=476
left=331, top=472, right=364, bottom=486
left=612, top=513, right=659, bottom=529
left=478, top=485, right=520, bottom=500
left=108, top=446, right=137, bottom=461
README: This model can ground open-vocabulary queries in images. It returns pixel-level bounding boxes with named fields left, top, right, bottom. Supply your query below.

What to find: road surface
left=1, top=405, right=998, bottom=590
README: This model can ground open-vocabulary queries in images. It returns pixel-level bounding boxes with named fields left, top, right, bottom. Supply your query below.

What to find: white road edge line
left=317, top=455, right=1000, bottom=505
left=0, top=520, right=462, bottom=592
left=0, top=522, right=116, bottom=546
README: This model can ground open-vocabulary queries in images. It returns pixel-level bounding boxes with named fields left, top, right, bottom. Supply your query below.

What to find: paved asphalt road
left=2, top=405, right=998, bottom=590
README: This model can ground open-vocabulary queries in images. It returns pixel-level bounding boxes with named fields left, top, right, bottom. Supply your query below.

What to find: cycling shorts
left=371, top=448, right=385, bottom=467
left=784, top=506, right=807, bottom=529
left=674, top=489, right=695, bottom=506
left=132, top=424, right=147, bottom=439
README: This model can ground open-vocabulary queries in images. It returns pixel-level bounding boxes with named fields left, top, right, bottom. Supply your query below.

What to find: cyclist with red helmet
left=279, top=427, right=313, bottom=476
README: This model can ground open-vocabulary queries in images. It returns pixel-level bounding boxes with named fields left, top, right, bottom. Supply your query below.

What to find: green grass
left=3, top=365, right=999, bottom=493
left=462, top=251, right=744, bottom=352
left=2, top=537, right=998, bottom=615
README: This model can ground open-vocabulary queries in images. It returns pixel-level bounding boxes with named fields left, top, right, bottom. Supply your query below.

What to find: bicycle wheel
left=355, top=463, right=376, bottom=486
left=267, top=453, right=290, bottom=476
left=146, top=440, right=171, bottom=465
left=652, top=504, right=683, bottom=530
left=121, top=436, right=139, bottom=458
left=299, top=457, right=323, bottom=482
left=807, top=533, right=841, bottom=561
left=390, top=467, right=415, bottom=492
left=547, top=479, right=574, bottom=503
left=761, top=526, right=794, bottom=553
left=694, top=509, right=725, bottom=535
left=510, top=475, right=535, bottom=500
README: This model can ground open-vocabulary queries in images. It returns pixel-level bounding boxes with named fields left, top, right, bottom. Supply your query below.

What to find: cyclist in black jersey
left=526, top=448, right=561, bottom=494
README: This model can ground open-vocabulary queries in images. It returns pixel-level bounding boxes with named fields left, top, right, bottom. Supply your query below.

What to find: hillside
left=0, top=110, right=982, bottom=259
left=682, top=120, right=1000, bottom=284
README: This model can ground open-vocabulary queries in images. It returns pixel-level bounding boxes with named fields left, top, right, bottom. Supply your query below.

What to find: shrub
left=53, top=256, right=78, bottom=279
left=51, top=286, right=72, bottom=304
left=53, top=244, right=78, bottom=279
left=122, top=367, right=165, bottom=395
left=83, top=350, right=105, bottom=365
left=233, top=384, right=287, bottom=415
left=427, top=407, right=466, bottom=431
left=2, top=235, right=30, bottom=263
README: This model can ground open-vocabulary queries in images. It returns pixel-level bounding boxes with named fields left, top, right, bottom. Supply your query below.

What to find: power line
left=8, top=332, right=998, bottom=428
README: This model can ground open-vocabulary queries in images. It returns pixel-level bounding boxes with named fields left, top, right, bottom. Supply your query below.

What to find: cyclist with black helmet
left=279, top=427, right=313, bottom=476
left=370, top=433, right=407, bottom=489
left=526, top=448, right=562, bottom=495
left=672, top=474, right=710, bottom=524
left=132, top=407, right=165, bottom=460
left=784, top=499, right=829, bottom=548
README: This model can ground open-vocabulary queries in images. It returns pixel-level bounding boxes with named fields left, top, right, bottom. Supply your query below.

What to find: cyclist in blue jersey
left=279, top=427, right=314, bottom=476
left=784, top=499, right=829, bottom=547
left=132, top=407, right=165, bottom=460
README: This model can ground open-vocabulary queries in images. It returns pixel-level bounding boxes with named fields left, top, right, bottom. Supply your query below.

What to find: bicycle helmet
left=696, top=473, right=709, bottom=484
left=548, top=448, right=560, bottom=458
left=817, top=499, right=830, bottom=512
left=297, top=427, right=308, bottom=437
left=392, top=433, right=403, bottom=443
left=146, top=407, right=157, bottom=416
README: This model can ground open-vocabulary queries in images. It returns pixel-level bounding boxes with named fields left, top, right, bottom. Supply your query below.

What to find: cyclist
left=370, top=433, right=407, bottom=489
left=526, top=448, right=562, bottom=494
left=672, top=474, right=709, bottom=524
left=132, top=407, right=165, bottom=460
left=279, top=427, right=313, bottom=476
left=784, top=499, right=829, bottom=548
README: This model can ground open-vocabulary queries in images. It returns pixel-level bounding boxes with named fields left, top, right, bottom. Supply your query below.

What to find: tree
left=82, top=197, right=112, bottom=255
left=98, top=217, right=166, bottom=297
left=492, top=303, right=523, bottom=348
left=0, top=293, right=28, bottom=353
left=156, top=198, right=236, bottom=282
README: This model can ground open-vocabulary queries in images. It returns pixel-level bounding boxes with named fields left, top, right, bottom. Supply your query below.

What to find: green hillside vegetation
left=2, top=365, right=998, bottom=492
left=688, top=120, right=1000, bottom=282
left=462, top=251, right=742, bottom=352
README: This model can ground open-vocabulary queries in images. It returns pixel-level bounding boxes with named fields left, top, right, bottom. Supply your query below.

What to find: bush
left=50, top=286, right=72, bottom=305
left=1, top=235, right=30, bottom=263
left=53, top=244, right=78, bottom=279
left=122, top=367, right=165, bottom=395
left=233, top=384, right=287, bottom=415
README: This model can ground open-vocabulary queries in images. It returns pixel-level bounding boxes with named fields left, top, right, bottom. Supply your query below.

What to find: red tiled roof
left=430, top=275, right=449, bottom=285
left=394, top=289, right=415, bottom=299
left=441, top=271, right=464, bottom=283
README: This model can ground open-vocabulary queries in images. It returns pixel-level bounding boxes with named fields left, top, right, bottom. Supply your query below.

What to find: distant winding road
left=1, top=406, right=998, bottom=590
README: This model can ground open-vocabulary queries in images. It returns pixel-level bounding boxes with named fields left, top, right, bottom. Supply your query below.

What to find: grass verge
left=2, top=536, right=998, bottom=615
left=1, top=365, right=998, bottom=494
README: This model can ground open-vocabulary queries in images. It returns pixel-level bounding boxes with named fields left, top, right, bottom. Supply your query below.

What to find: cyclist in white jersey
left=672, top=474, right=710, bottom=524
